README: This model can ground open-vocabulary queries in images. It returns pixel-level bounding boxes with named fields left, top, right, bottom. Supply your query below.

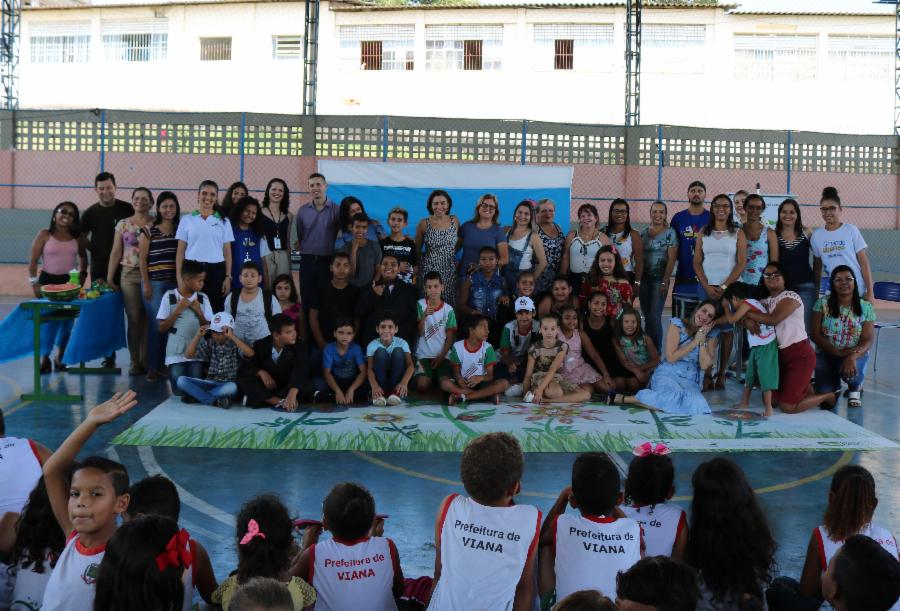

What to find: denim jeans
left=371, top=347, right=405, bottom=394
left=639, top=277, right=667, bottom=350
left=143, top=279, right=177, bottom=371
left=814, top=350, right=869, bottom=393
left=794, top=282, right=816, bottom=334
left=176, top=376, right=238, bottom=405
left=168, top=360, right=203, bottom=397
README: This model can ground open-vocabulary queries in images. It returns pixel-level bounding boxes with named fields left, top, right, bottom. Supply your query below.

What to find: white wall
left=18, top=2, right=897, bottom=134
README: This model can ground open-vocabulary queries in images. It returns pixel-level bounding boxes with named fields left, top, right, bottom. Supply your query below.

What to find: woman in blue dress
left=618, top=298, right=721, bottom=414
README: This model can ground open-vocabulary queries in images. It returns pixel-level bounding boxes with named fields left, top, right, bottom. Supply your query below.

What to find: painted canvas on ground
left=113, top=399, right=898, bottom=453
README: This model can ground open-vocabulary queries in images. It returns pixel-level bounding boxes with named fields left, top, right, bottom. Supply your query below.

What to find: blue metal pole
left=239, top=112, right=246, bottom=182
left=521, top=120, right=528, bottom=166
left=786, top=130, right=793, bottom=194
left=99, top=109, right=106, bottom=172
left=382, top=116, right=389, bottom=162
left=656, top=124, right=663, bottom=201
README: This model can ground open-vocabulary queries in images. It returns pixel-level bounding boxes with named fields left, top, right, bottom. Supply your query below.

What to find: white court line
left=136, top=446, right=236, bottom=528
left=105, top=446, right=227, bottom=540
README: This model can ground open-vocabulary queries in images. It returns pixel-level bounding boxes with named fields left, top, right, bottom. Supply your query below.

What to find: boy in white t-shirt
left=722, top=282, right=779, bottom=417
left=498, top=296, right=540, bottom=398
left=439, top=315, right=510, bottom=405
left=539, top=452, right=643, bottom=605
left=414, top=271, right=457, bottom=393
left=41, top=391, right=138, bottom=611
left=225, top=261, right=282, bottom=346
left=428, top=433, right=541, bottom=611
left=366, top=313, right=415, bottom=407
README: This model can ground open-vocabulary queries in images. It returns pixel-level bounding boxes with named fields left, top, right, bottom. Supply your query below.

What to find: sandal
left=40, top=356, right=52, bottom=374
left=847, top=391, right=862, bottom=408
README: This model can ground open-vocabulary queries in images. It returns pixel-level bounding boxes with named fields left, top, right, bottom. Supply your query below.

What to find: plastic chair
left=872, top=281, right=900, bottom=370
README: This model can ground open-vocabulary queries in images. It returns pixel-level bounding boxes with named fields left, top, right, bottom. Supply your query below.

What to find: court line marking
left=0, top=374, right=27, bottom=417
left=105, top=446, right=224, bottom=541
left=353, top=450, right=856, bottom=502
left=136, top=445, right=236, bottom=528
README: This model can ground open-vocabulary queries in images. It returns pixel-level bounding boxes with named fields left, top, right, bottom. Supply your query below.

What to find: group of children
left=2, top=399, right=898, bottom=611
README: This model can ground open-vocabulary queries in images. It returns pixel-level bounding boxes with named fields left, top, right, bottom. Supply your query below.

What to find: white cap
left=514, top=296, right=536, bottom=312
left=209, top=312, right=235, bottom=333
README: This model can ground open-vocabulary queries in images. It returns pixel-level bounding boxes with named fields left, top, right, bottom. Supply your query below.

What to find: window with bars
left=426, top=24, right=503, bottom=71
left=643, top=24, right=705, bottom=48
left=532, top=24, right=613, bottom=71
left=273, top=35, right=302, bottom=59
left=29, top=23, right=91, bottom=64
left=102, top=20, right=168, bottom=62
left=339, top=25, right=414, bottom=71
left=200, top=37, right=231, bottom=61
left=828, top=35, right=892, bottom=82
left=734, top=34, right=817, bottom=81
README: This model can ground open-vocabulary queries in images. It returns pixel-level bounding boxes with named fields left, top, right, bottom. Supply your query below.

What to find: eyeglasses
left=480, top=203, right=497, bottom=210
left=762, top=272, right=782, bottom=279
left=821, top=206, right=839, bottom=212
left=56, top=209, right=75, bottom=217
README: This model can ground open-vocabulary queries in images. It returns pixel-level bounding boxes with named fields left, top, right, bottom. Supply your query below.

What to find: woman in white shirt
left=811, top=187, right=874, bottom=301
left=561, top=203, right=611, bottom=297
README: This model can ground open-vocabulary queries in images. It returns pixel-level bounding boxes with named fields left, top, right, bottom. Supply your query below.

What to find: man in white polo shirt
left=175, top=180, right=234, bottom=313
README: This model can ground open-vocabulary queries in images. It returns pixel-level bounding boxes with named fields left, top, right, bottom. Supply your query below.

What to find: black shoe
left=214, top=397, right=232, bottom=409
left=102, top=356, right=116, bottom=368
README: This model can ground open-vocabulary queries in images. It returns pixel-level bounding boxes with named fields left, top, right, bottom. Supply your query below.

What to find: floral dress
left=536, top=222, right=565, bottom=293
left=619, top=335, right=650, bottom=367
left=115, top=219, right=145, bottom=269
left=558, top=329, right=601, bottom=385
left=528, top=340, right=579, bottom=393
left=580, top=277, right=634, bottom=318
left=420, top=217, right=458, bottom=305
left=741, top=225, right=771, bottom=286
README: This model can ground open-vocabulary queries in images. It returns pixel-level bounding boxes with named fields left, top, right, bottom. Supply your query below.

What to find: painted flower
left=504, top=404, right=605, bottom=425
left=362, top=413, right=405, bottom=424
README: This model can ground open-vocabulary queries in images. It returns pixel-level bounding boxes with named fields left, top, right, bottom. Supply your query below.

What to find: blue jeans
left=640, top=277, right=667, bottom=350
left=176, top=376, right=238, bottom=405
left=168, top=361, right=203, bottom=397
left=371, top=347, right=405, bottom=394
left=143, top=279, right=177, bottom=371
left=814, top=350, right=869, bottom=393
left=794, top=282, right=816, bottom=334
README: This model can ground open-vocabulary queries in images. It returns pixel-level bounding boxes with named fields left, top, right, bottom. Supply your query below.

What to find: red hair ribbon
left=633, top=442, right=671, bottom=458
left=240, top=519, right=266, bottom=546
left=155, top=528, right=192, bottom=572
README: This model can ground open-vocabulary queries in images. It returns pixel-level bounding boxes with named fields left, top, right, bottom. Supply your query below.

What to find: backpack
left=229, top=288, right=274, bottom=321
left=168, top=291, right=205, bottom=307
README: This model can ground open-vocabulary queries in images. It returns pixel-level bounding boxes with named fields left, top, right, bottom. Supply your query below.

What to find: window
left=426, top=24, right=503, bottom=71
left=200, top=37, right=231, bottom=61
left=29, top=22, right=90, bottom=64
left=339, top=25, right=414, bottom=71
left=102, top=19, right=168, bottom=62
left=643, top=24, right=705, bottom=49
left=273, top=35, right=302, bottom=59
left=828, top=35, right=892, bottom=82
left=734, top=34, right=817, bottom=81
left=533, top=24, right=613, bottom=71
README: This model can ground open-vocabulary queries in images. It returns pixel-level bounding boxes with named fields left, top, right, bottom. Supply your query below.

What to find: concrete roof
left=728, top=0, right=895, bottom=16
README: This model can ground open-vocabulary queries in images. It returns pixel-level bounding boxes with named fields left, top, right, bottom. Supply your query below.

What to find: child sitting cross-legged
left=439, top=314, right=510, bottom=405
left=295, top=482, right=404, bottom=611
left=539, top=452, right=643, bottom=606
left=317, top=317, right=369, bottom=405
left=523, top=314, right=591, bottom=404
left=612, top=306, right=660, bottom=393
left=212, top=494, right=316, bottom=610
left=497, top=296, right=540, bottom=398
left=177, top=311, right=255, bottom=408
left=123, top=475, right=218, bottom=606
left=366, top=312, right=415, bottom=407
left=41, top=391, right=138, bottom=611
left=427, top=432, right=541, bottom=610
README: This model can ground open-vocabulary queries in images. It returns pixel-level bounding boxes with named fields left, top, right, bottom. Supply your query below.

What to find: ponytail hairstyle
left=821, top=186, right=841, bottom=207
left=236, top=494, right=293, bottom=585
left=93, top=514, right=186, bottom=611
left=826, top=265, right=862, bottom=319
left=323, top=482, right=377, bottom=541
left=625, top=451, right=675, bottom=507
left=10, top=477, right=65, bottom=573
left=588, top=244, right=627, bottom=287
left=823, top=465, right=877, bottom=541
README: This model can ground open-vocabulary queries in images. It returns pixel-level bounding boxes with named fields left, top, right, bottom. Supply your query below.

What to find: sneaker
left=312, top=390, right=323, bottom=404
left=504, top=383, right=524, bottom=398
left=373, top=396, right=387, bottom=407
left=214, top=397, right=232, bottom=410
left=386, top=394, right=403, bottom=406
left=523, top=391, right=535, bottom=403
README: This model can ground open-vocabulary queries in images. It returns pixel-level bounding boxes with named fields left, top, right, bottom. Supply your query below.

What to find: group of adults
left=29, top=172, right=879, bottom=415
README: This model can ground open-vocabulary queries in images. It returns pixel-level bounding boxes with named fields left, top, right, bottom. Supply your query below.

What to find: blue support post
left=99, top=109, right=106, bottom=172
left=382, top=115, right=389, bottom=162
left=785, top=130, right=793, bottom=194
left=656, top=124, right=663, bottom=201
left=521, top=120, right=528, bottom=166
left=239, top=112, right=246, bottom=182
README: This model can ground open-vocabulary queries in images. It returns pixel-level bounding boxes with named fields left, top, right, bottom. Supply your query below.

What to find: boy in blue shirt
left=366, top=312, right=414, bottom=407
left=318, top=317, right=368, bottom=405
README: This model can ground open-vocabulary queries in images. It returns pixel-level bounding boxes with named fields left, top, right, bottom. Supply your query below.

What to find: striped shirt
left=147, top=226, right=177, bottom=282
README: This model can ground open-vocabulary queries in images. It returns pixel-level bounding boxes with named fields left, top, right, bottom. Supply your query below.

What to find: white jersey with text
left=310, top=536, right=399, bottom=611
left=41, top=532, right=104, bottom=611
left=427, top=494, right=541, bottom=611
left=621, top=503, right=686, bottom=557
left=0, top=437, right=43, bottom=515
left=553, top=513, right=642, bottom=601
